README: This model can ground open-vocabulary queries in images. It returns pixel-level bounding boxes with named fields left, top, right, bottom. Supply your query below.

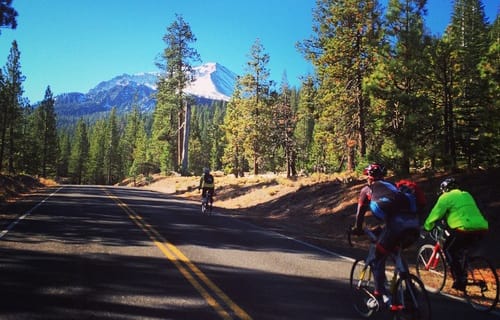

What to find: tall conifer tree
left=1, top=40, right=24, bottom=173
left=152, top=14, right=200, bottom=175
left=448, top=0, right=491, bottom=168
left=69, top=119, right=89, bottom=184
left=239, top=38, right=273, bottom=174
left=298, top=0, right=383, bottom=171
left=367, top=0, right=432, bottom=173
left=36, top=86, right=58, bottom=177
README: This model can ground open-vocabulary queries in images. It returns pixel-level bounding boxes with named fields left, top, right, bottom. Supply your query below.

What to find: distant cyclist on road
left=423, top=177, right=489, bottom=291
left=351, top=163, right=420, bottom=309
left=198, top=167, right=215, bottom=201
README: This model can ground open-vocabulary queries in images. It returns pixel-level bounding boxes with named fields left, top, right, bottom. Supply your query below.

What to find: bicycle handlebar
left=347, top=224, right=378, bottom=247
left=424, top=220, right=450, bottom=242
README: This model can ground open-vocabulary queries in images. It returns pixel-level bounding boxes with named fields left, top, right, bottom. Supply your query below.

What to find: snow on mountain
left=88, top=62, right=236, bottom=102
left=54, top=62, right=237, bottom=117
left=184, top=62, right=236, bottom=101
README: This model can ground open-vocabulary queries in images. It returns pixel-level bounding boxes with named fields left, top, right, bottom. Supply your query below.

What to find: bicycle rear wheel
left=393, top=274, right=431, bottom=320
left=201, top=200, right=207, bottom=214
left=415, top=244, right=447, bottom=293
left=350, top=259, right=377, bottom=317
left=464, top=256, right=499, bottom=312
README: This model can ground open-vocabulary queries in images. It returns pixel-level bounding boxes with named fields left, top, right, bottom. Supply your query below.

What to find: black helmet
left=363, top=163, right=386, bottom=179
left=439, top=178, right=458, bottom=194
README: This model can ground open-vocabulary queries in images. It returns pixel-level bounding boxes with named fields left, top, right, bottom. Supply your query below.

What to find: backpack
left=204, top=174, right=214, bottom=184
left=396, top=179, right=426, bottom=214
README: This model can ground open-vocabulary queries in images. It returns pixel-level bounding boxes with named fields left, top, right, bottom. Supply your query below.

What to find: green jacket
left=424, top=189, right=488, bottom=231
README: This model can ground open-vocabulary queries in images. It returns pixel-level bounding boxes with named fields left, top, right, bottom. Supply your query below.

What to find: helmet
left=203, top=167, right=210, bottom=174
left=363, top=163, right=386, bottom=179
left=439, top=178, right=458, bottom=194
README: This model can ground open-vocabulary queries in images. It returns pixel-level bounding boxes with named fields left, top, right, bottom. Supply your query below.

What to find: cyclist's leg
left=372, top=227, right=395, bottom=297
left=443, top=231, right=465, bottom=289
left=446, top=231, right=485, bottom=290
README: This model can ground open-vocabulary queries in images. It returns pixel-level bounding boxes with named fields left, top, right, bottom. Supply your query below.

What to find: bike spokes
left=464, top=256, right=499, bottom=312
left=416, top=244, right=446, bottom=293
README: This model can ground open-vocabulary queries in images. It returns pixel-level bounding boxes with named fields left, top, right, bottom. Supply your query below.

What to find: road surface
left=0, top=185, right=497, bottom=319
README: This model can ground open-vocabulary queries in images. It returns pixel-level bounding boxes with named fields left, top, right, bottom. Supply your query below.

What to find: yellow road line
left=105, top=190, right=252, bottom=320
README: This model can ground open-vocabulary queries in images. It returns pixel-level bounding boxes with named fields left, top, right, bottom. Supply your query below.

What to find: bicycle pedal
left=366, top=297, right=379, bottom=310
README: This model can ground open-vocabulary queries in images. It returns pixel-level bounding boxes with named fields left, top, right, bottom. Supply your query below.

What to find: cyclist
left=351, top=163, right=420, bottom=308
left=423, top=177, right=489, bottom=291
left=198, top=167, right=215, bottom=202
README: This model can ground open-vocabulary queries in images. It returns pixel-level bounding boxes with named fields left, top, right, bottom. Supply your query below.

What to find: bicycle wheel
left=415, top=244, right=447, bottom=293
left=393, top=274, right=431, bottom=320
left=464, top=255, right=499, bottom=312
left=349, top=259, right=377, bottom=317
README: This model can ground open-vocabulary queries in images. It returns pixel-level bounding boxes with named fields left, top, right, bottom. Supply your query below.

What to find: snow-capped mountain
left=54, top=62, right=237, bottom=117
left=184, top=62, right=236, bottom=101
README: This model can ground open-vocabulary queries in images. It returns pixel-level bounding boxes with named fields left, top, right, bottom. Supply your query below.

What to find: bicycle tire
left=464, top=255, right=499, bottom=312
left=393, top=274, right=431, bottom=320
left=415, top=244, right=447, bottom=294
left=350, top=259, right=376, bottom=317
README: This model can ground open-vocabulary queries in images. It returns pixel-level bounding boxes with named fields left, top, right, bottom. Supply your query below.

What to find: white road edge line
left=0, top=186, right=63, bottom=240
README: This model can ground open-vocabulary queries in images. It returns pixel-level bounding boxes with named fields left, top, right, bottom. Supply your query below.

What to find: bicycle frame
left=349, top=226, right=431, bottom=319
left=424, top=242, right=443, bottom=271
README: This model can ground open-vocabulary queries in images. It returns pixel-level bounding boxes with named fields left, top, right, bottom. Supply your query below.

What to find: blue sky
left=0, top=0, right=498, bottom=103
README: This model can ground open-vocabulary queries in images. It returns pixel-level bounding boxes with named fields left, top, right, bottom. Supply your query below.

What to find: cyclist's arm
left=424, top=194, right=449, bottom=231
left=354, top=186, right=371, bottom=230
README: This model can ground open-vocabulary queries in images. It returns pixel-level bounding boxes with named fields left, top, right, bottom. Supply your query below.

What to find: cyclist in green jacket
left=424, top=178, right=489, bottom=291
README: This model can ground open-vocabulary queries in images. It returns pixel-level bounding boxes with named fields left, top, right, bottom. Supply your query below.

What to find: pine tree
left=210, top=101, right=226, bottom=171
left=87, top=119, right=107, bottom=184
left=366, top=0, right=433, bottom=174
left=129, top=117, right=150, bottom=185
left=0, top=0, right=17, bottom=34
left=104, top=108, right=121, bottom=184
left=36, top=86, right=58, bottom=177
left=239, top=38, right=273, bottom=174
left=298, top=0, right=383, bottom=171
left=0, top=40, right=25, bottom=173
left=478, top=15, right=500, bottom=166
left=294, top=75, right=316, bottom=172
left=57, top=130, right=71, bottom=177
left=222, top=84, right=247, bottom=177
left=270, top=73, right=297, bottom=177
left=448, top=0, right=491, bottom=169
left=152, top=14, right=200, bottom=175
left=121, top=105, right=142, bottom=179
left=69, top=119, right=89, bottom=184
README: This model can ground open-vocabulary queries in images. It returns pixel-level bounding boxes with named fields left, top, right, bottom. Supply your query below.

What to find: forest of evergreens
left=0, top=0, right=498, bottom=185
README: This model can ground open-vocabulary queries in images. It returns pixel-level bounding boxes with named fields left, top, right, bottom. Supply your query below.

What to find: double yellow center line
left=105, top=190, right=252, bottom=320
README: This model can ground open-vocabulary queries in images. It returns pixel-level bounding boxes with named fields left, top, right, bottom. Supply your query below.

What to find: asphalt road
left=0, top=185, right=497, bottom=319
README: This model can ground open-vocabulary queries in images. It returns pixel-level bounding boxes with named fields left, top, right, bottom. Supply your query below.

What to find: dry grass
left=139, top=172, right=360, bottom=210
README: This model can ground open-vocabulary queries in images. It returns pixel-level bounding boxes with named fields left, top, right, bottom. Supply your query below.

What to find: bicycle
left=348, top=226, right=431, bottom=319
left=415, top=223, right=499, bottom=312
left=201, top=189, right=214, bottom=215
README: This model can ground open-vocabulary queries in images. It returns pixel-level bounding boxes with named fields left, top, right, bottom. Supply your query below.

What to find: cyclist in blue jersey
left=351, top=163, right=420, bottom=309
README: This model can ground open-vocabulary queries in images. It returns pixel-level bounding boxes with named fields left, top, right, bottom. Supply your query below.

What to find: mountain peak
left=185, top=62, right=237, bottom=101
left=54, top=62, right=237, bottom=117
